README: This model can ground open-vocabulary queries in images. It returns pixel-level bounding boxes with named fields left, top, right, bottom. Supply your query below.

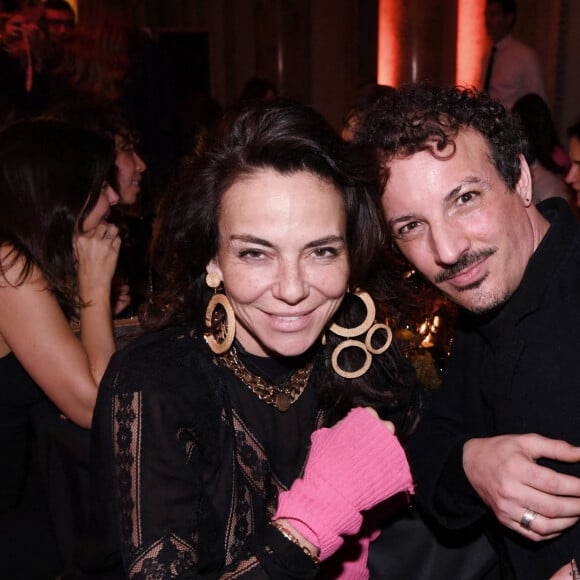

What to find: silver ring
left=519, top=508, right=537, bottom=530
left=103, top=231, right=115, bottom=240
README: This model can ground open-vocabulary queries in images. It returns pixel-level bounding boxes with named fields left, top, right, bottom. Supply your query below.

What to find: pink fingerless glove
left=274, top=407, right=414, bottom=560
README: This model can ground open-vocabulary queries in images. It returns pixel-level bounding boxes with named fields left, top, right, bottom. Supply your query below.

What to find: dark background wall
left=102, top=0, right=579, bottom=138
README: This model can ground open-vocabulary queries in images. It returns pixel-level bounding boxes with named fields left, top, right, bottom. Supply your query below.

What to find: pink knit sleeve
left=274, top=407, right=413, bottom=560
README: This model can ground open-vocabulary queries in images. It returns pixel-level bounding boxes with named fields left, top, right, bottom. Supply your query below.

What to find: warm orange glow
left=377, top=0, right=401, bottom=86
left=67, top=0, right=78, bottom=19
left=456, top=0, right=488, bottom=88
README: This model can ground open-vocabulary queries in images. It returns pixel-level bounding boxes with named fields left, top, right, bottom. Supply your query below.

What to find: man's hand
left=550, top=559, right=578, bottom=579
left=463, top=434, right=580, bottom=540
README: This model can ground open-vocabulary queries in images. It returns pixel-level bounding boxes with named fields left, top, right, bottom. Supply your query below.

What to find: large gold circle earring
left=327, top=289, right=393, bottom=379
left=331, top=339, right=372, bottom=379
left=365, top=323, right=392, bottom=355
left=328, top=290, right=376, bottom=337
left=204, top=272, right=236, bottom=354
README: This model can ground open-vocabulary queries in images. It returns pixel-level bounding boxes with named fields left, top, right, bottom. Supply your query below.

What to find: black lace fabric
left=87, top=327, right=322, bottom=579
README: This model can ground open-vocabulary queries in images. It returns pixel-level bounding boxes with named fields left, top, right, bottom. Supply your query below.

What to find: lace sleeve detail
left=91, top=330, right=321, bottom=579
left=111, top=388, right=205, bottom=578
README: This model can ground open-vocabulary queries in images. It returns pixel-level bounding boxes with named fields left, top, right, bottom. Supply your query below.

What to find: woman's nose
left=106, top=186, right=120, bottom=206
left=135, top=152, right=147, bottom=173
left=272, top=261, right=309, bottom=304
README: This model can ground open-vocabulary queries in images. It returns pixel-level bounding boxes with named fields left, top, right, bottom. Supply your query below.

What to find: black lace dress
left=80, top=326, right=327, bottom=579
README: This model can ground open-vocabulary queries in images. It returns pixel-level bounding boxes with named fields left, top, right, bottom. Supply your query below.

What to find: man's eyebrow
left=443, top=176, right=484, bottom=204
left=387, top=176, right=486, bottom=228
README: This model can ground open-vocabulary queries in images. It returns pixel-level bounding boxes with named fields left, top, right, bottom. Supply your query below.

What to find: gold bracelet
left=270, top=520, right=320, bottom=564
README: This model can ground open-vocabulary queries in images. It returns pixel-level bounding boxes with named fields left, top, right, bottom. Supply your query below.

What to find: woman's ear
left=205, top=259, right=223, bottom=288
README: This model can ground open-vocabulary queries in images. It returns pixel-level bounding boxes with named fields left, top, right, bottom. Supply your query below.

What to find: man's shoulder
left=502, top=34, right=538, bottom=59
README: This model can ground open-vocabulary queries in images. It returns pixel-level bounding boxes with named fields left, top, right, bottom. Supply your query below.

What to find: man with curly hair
left=359, top=84, right=580, bottom=579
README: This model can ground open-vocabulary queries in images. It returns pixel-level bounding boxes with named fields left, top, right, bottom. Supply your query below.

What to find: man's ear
left=515, top=154, right=533, bottom=207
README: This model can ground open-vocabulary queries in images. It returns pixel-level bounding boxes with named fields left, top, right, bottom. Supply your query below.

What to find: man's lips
left=435, top=248, right=497, bottom=287
left=444, top=257, right=488, bottom=288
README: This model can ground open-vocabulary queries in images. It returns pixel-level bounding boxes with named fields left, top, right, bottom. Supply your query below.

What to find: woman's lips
left=266, top=311, right=314, bottom=331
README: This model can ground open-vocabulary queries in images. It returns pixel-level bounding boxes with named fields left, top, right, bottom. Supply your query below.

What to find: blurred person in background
left=480, top=0, right=546, bottom=111
left=512, top=93, right=573, bottom=206
left=0, top=119, right=120, bottom=578
left=42, top=0, right=74, bottom=47
left=565, top=120, right=580, bottom=209
left=51, top=99, right=151, bottom=317
left=0, top=0, right=49, bottom=117
left=341, top=83, right=395, bottom=142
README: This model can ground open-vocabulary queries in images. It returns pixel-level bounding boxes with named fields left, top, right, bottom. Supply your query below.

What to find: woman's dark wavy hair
left=48, top=97, right=138, bottom=195
left=359, top=83, right=528, bottom=192
left=146, top=99, right=424, bottom=432
left=512, top=93, right=565, bottom=175
left=0, top=119, right=115, bottom=319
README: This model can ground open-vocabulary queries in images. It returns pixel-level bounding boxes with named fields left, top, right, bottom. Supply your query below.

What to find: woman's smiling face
left=207, top=168, right=350, bottom=357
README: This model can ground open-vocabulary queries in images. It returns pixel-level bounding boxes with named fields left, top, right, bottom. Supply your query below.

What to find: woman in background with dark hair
left=51, top=100, right=150, bottom=316
left=512, top=92, right=573, bottom=205
left=83, top=100, right=423, bottom=579
left=0, top=119, right=119, bottom=577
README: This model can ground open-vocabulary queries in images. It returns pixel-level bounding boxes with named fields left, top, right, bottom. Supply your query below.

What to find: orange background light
left=456, top=0, right=488, bottom=88
left=377, top=0, right=401, bottom=86
left=378, top=0, right=488, bottom=88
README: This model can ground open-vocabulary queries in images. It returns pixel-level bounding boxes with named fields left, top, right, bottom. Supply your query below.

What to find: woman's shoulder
left=0, top=243, right=44, bottom=287
left=105, top=325, right=220, bottom=394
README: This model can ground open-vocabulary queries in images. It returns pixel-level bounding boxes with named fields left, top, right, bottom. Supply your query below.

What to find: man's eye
left=457, top=191, right=476, bottom=205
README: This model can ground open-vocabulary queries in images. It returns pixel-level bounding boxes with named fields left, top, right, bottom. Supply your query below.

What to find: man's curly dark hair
left=358, top=83, right=528, bottom=191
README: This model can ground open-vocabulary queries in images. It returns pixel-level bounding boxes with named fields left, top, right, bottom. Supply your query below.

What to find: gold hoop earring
left=331, top=339, right=372, bottom=379
left=204, top=272, right=235, bottom=354
left=328, top=290, right=375, bottom=337
left=327, top=290, right=393, bottom=379
left=365, top=323, right=392, bottom=355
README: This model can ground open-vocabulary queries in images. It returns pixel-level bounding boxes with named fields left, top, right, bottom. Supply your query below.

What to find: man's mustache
left=435, top=248, right=497, bottom=283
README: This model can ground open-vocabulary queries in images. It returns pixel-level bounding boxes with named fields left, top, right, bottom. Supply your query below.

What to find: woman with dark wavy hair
left=0, top=119, right=120, bottom=576
left=85, top=99, right=424, bottom=579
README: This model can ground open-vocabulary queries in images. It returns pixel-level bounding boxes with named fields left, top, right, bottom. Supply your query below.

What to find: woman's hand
left=274, top=407, right=413, bottom=560
left=74, top=222, right=121, bottom=300
left=74, top=223, right=120, bottom=393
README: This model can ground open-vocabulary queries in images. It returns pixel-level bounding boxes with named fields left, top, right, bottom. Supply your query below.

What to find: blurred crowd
left=3, top=1, right=580, bottom=579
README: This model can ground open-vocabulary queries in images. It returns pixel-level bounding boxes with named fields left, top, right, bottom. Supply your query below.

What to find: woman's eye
left=117, top=139, right=133, bottom=153
left=238, top=249, right=264, bottom=259
left=313, top=247, right=338, bottom=257
left=397, top=221, right=420, bottom=237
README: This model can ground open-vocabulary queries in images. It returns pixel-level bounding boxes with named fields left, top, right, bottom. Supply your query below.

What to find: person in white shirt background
left=480, top=0, right=546, bottom=111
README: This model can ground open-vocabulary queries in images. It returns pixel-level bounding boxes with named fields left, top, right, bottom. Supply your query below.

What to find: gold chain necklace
left=218, top=348, right=313, bottom=412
